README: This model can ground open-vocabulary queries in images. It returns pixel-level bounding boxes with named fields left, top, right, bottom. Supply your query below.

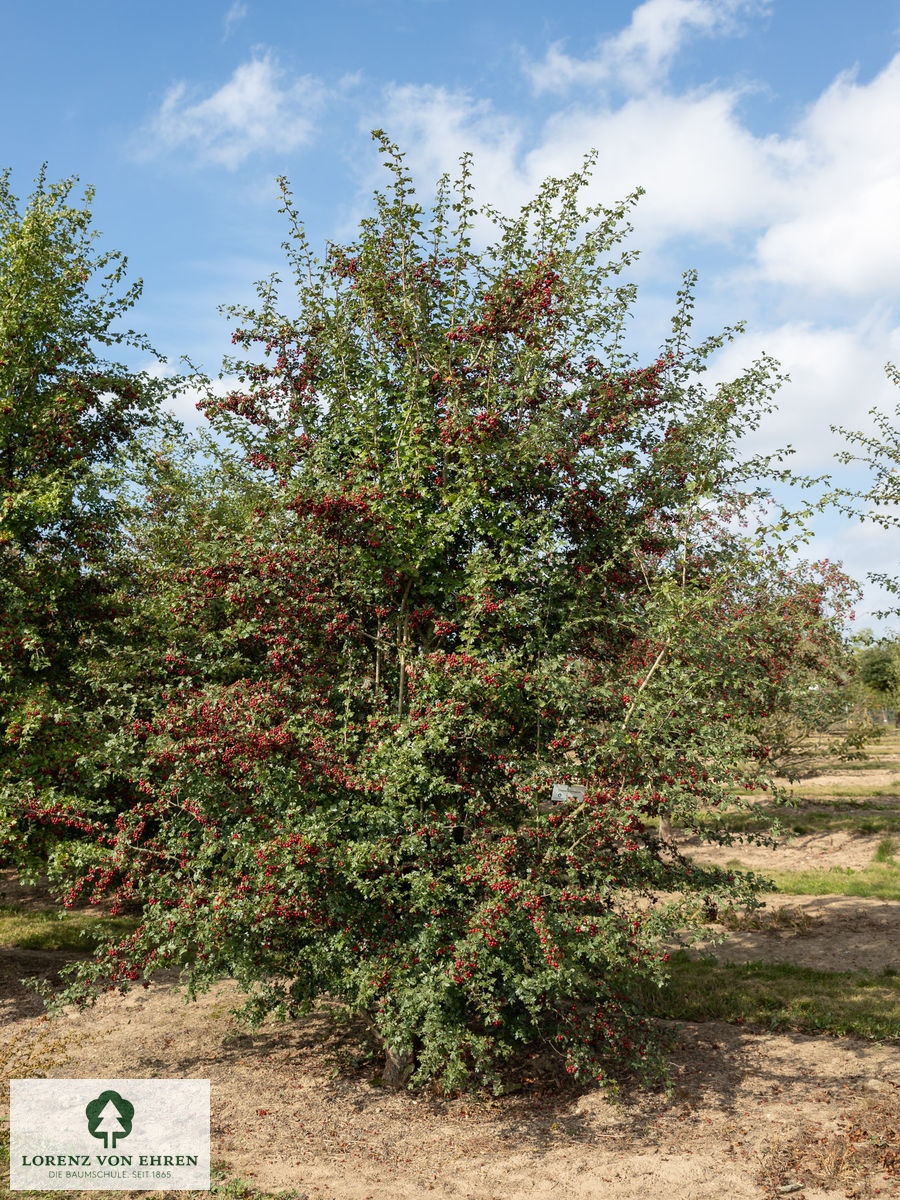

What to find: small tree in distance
left=45, top=136, right=856, bottom=1092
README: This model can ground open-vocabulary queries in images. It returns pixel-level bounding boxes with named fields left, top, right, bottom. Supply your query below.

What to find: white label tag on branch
left=551, top=784, right=585, bottom=804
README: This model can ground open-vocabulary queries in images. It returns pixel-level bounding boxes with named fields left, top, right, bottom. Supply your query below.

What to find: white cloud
left=527, top=90, right=785, bottom=245
left=708, top=318, right=900, bottom=472
left=377, top=37, right=900, bottom=307
left=526, top=0, right=768, bottom=94
left=222, top=1, right=248, bottom=40
left=371, top=80, right=791, bottom=260
left=156, top=373, right=244, bottom=427
left=812, top=518, right=900, bottom=631
left=143, top=54, right=325, bottom=169
left=363, top=2, right=778, bottom=239
left=752, top=57, right=900, bottom=295
left=136, top=8, right=900, bottom=305
left=369, top=85, right=526, bottom=211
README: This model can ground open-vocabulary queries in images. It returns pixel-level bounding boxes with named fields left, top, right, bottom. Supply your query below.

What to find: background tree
left=836, top=628, right=900, bottom=727
left=832, top=365, right=900, bottom=728
left=41, top=138, right=855, bottom=1092
left=856, top=637, right=900, bottom=700
left=738, top=587, right=873, bottom=781
left=834, top=363, right=900, bottom=612
left=0, top=168, right=179, bottom=875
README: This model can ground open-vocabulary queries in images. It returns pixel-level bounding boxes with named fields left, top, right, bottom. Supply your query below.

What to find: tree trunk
left=382, top=1043, right=415, bottom=1088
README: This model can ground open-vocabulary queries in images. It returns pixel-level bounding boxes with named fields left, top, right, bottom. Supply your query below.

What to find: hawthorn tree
left=0, top=168, right=178, bottom=874
left=43, top=138, right=855, bottom=1091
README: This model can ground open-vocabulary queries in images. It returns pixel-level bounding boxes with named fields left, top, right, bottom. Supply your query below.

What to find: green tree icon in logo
left=85, top=1090, right=134, bottom=1149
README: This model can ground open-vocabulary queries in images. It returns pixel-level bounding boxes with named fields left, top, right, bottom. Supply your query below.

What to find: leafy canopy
left=0, top=167, right=179, bottom=873
left=30, top=137, right=856, bottom=1093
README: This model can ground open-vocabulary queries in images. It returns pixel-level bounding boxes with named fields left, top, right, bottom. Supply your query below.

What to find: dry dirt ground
left=682, top=829, right=900, bottom=974
left=2, top=771, right=900, bottom=1200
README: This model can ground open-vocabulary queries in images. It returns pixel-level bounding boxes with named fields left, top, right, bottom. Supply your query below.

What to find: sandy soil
left=2, top=825, right=900, bottom=1198
left=681, top=890, right=899, bottom=973
left=671, top=827, right=900, bottom=971
left=683, top=829, right=893, bottom=874
left=1, top=971, right=899, bottom=1200
left=773, top=768, right=900, bottom=793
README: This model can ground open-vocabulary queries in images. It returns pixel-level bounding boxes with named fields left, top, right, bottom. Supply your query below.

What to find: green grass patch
left=784, top=809, right=900, bottom=836
left=766, top=862, right=900, bottom=901
left=802, top=759, right=900, bottom=775
left=788, top=782, right=900, bottom=798
left=760, top=834, right=900, bottom=900
left=696, top=800, right=900, bottom=837
left=0, top=905, right=137, bottom=952
left=715, top=835, right=900, bottom=899
left=873, top=836, right=899, bottom=862
left=645, top=952, right=900, bottom=1041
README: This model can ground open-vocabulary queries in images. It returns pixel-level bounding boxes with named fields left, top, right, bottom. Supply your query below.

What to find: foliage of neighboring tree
left=0, top=168, right=178, bottom=875
left=831, top=367, right=900, bottom=730
left=834, top=363, right=900, bottom=614
left=837, top=629, right=900, bottom=729
left=732, top=574, right=868, bottom=781
left=34, top=140, right=855, bottom=1092
left=857, top=641, right=900, bottom=697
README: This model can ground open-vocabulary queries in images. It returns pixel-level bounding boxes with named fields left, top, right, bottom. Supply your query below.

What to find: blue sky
left=4, top=0, right=900, bottom=628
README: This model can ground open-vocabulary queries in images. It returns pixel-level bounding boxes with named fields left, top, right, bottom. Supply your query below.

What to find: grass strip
left=781, top=808, right=900, bottom=835
left=761, top=837, right=900, bottom=900
left=0, top=906, right=137, bottom=952
left=786, top=782, right=900, bottom=797
left=644, top=951, right=900, bottom=1041
left=766, top=863, right=900, bottom=901
left=696, top=803, right=900, bottom=837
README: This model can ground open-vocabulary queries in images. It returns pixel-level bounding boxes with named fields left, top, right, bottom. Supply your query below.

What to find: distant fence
left=829, top=707, right=899, bottom=730
left=870, top=708, right=899, bottom=726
